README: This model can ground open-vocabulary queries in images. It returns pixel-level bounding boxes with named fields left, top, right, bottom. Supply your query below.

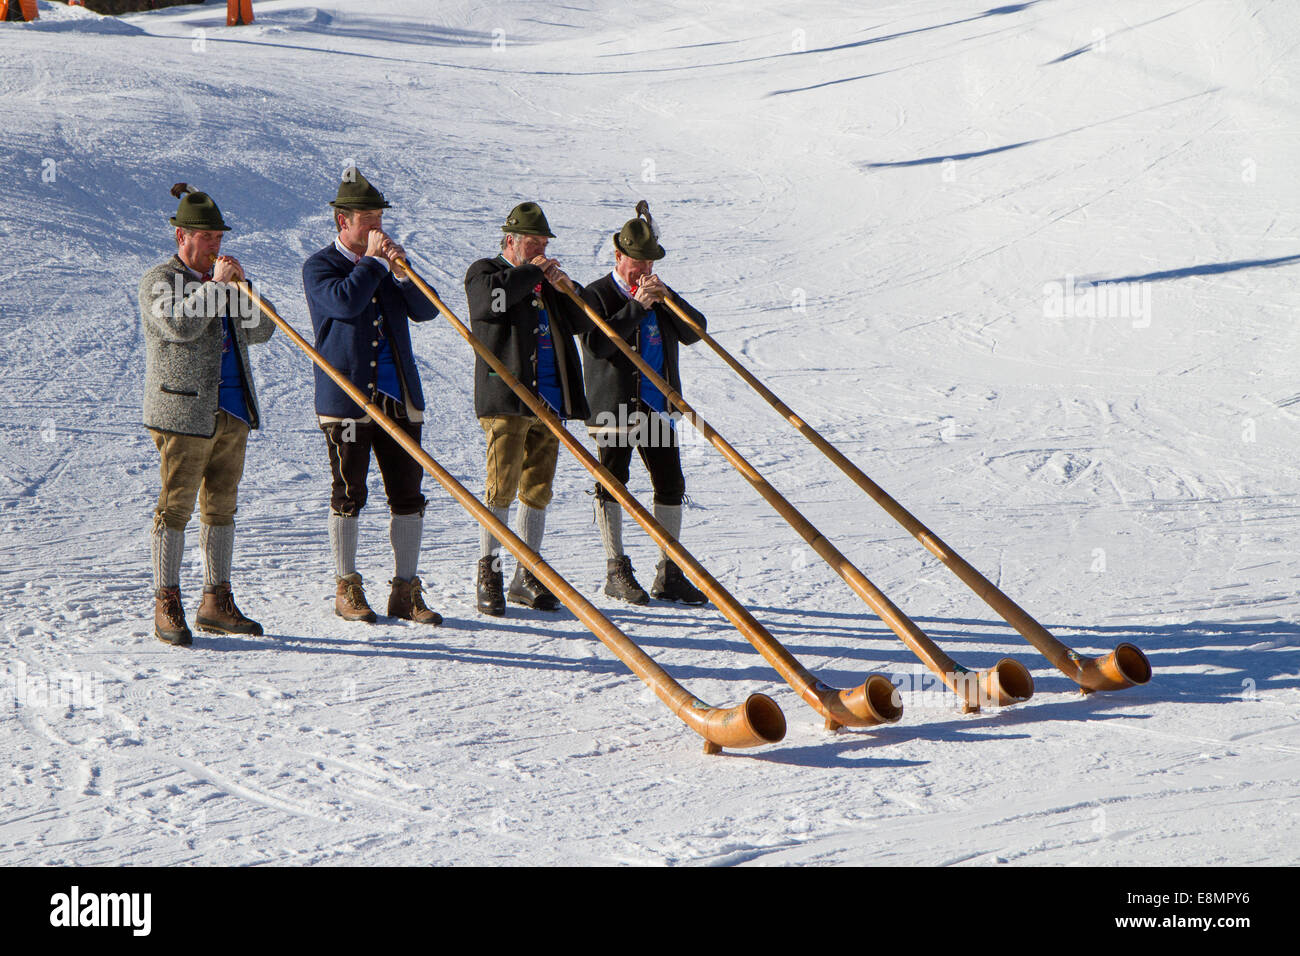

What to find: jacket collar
left=169, top=253, right=203, bottom=280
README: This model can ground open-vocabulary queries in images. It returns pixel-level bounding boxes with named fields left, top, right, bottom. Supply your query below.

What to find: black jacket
left=579, top=273, right=706, bottom=428
left=464, top=255, right=602, bottom=420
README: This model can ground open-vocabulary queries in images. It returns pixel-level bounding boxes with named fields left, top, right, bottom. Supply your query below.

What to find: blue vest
left=218, top=317, right=250, bottom=423
left=637, top=310, right=668, bottom=414
left=535, top=305, right=564, bottom=415
left=375, top=331, right=402, bottom=402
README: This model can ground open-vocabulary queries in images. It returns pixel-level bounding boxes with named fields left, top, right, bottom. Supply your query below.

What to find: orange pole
left=227, top=0, right=254, bottom=26
left=396, top=259, right=903, bottom=731
left=5, top=0, right=39, bottom=21
left=237, top=280, right=785, bottom=754
left=662, top=296, right=1151, bottom=694
left=561, top=282, right=1034, bottom=712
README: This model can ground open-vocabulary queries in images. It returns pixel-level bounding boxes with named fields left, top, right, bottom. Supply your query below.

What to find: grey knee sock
left=596, top=499, right=624, bottom=560
left=517, top=503, right=546, bottom=553
left=654, top=502, right=682, bottom=561
left=329, top=513, right=359, bottom=578
left=514, top=503, right=547, bottom=583
left=480, top=504, right=510, bottom=559
left=151, top=521, right=185, bottom=590
left=390, top=512, right=422, bottom=581
left=200, top=522, right=234, bottom=586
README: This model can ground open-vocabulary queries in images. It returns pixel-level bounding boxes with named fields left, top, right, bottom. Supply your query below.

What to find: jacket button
left=371, top=297, right=378, bottom=304
left=370, top=361, right=377, bottom=367
left=372, top=340, right=379, bottom=347
left=531, top=299, right=541, bottom=308
left=373, top=320, right=380, bottom=327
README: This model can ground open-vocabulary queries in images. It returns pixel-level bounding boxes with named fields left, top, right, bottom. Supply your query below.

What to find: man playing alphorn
left=580, top=207, right=707, bottom=606
left=139, top=183, right=275, bottom=645
left=464, top=202, right=628, bottom=616
left=302, top=168, right=442, bottom=626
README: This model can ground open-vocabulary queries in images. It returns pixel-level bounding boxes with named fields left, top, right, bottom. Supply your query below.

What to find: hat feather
left=635, top=199, right=658, bottom=240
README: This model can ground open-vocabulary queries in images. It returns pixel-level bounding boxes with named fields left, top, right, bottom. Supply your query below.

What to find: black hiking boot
left=477, top=556, right=506, bottom=617
left=651, top=559, right=707, bottom=605
left=604, top=556, right=649, bottom=606
left=508, top=566, right=559, bottom=611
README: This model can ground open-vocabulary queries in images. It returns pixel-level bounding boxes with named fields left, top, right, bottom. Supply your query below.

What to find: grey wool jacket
left=138, top=255, right=275, bottom=438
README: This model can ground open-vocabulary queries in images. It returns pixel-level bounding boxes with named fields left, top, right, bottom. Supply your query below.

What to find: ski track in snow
left=0, top=0, right=1298, bottom=865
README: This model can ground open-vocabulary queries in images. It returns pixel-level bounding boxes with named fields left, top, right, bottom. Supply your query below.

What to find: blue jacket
left=302, top=244, right=437, bottom=418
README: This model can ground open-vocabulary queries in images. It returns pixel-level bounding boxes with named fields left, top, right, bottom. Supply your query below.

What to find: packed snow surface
left=1, top=0, right=1297, bottom=865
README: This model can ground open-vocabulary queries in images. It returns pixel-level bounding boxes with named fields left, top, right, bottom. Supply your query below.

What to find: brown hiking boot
left=155, top=586, right=193, bottom=647
left=335, top=572, right=377, bottom=623
left=196, top=583, right=264, bottom=636
left=388, top=576, right=443, bottom=625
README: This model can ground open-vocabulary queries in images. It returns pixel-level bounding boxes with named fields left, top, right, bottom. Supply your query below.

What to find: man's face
left=176, top=229, right=224, bottom=274
left=339, top=208, right=384, bottom=249
left=615, top=250, right=654, bottom=288
left=507, top=233, right=549, bottom=265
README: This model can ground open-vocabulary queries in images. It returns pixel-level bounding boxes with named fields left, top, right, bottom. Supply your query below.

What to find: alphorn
left=660, top=296, right=1151, bottom=694
left=394, top=259, right=901, bottom=732
left=236, top=280, right=786, bottom=754
left=559, top=281, right=1033, bottom=712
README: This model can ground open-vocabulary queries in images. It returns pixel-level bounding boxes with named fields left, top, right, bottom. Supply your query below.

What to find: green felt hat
left=613, top=215, right=664, bottom=261
left=501, top=201, right=556, bottom=238
left=330, top=168, right=392, bottom=210
left=168, top=183, right=230, bottom=232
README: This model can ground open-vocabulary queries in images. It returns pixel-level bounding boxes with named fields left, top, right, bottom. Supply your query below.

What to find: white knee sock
left=480, top=504, right=510, bottom=559
left=329, top=513, right=359, bottom=578
left=390, top=512, right=422, bottom=581
left=151, top=522, right=185, bottom=590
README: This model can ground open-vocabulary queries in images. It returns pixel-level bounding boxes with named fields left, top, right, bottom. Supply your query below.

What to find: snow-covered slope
left=1, top=0, right=1296, bottom=865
